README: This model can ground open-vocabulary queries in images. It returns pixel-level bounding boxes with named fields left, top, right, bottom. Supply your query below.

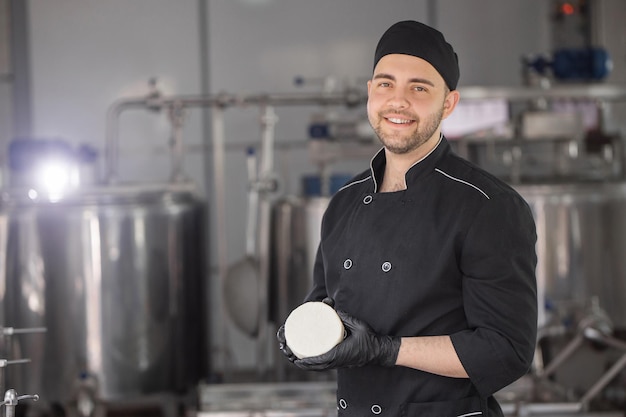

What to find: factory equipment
left=0, top=326, right=42, bottom=417
left=97, top=83, right=368, bottom=387
left=197, top=381, right=336, bottom=417
left=0, top=103, right=208, bottom=415
left=0, top=389, right=39, bottom=417
left=1, top=183, right=207, bottom=406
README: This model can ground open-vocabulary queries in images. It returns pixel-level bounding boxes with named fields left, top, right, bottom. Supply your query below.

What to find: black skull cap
left=373, top=20, right=460, bottom=90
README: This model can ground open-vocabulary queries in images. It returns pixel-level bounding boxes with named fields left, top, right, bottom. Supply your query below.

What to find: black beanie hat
left=374, top=20, right=460, bottom=90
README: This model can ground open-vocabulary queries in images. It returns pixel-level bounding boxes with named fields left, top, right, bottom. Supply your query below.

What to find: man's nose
left=388, top=89, right=410, bottom=108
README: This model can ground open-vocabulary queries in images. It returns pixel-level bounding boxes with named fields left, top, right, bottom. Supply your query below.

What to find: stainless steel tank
left=0, top=183, right=207, bottom=406
left=515, top=182, right=626, bottom=330
left=270, top=196, right=329, bottom=325
left=270, top=196, right=330, bottom=381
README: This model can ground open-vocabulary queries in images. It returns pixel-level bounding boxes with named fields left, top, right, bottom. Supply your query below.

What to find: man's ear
left=442, top=90, right=460, bottom=120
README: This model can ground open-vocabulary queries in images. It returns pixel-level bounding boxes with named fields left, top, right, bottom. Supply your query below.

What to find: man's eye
left=378, top=82, right=391, bottom=88
left=413, top=86, right=426, bottom=92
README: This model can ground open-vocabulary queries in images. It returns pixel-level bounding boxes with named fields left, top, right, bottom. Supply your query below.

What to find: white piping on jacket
left=368, top=147, right=384, bottom=192
left=407, top=134, right=443, bottom=171
left=458, top=412, right=482, bottom=417
left=434, top=168, right=491, bottom=200
left=336, top=175, right=372, bottom=194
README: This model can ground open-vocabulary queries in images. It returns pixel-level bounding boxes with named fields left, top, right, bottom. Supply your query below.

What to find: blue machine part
left=527, top=47, right=612, bottom=81
left=552, top=47, right=612, bottom=80
left=308, top=123, right=331, bottom=139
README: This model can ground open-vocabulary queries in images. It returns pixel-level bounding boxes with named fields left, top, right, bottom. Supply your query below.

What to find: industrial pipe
left=103, top=87, right=366, bottom=184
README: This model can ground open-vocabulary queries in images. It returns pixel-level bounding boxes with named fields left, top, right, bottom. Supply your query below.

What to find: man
left=278, top=20, right=537, bottom=417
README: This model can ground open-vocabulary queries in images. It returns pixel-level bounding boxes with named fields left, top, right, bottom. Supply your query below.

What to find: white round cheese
left=284, top=301, right=345, bottom=359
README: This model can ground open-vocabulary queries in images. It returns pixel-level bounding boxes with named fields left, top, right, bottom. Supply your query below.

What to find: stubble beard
left=371, top=106, right=444, bottom=155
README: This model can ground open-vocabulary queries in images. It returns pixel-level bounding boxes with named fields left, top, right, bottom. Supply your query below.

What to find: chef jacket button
left=381, top=261, right=392, bottom=272
left=363, top=195, right=373, bottom=204
left=339, top=398, right=347, bottom=409
left=371, top=404, right=382, bottom=415
left=343, top=259, right=352, bottom=270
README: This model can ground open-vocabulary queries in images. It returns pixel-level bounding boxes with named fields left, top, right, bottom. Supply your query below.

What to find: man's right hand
left=276, top=325, right=297, bottom=363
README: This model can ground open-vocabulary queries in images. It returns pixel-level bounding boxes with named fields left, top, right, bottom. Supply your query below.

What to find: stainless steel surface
left=516, top=182, right=626, bottom=329
left=495, top=375, right=625, bottom=416
left=0, top=184, right=207, bottom=404
left=271, top=196, right=329, bottom=324
left=500, top=403, right=622, bottom=417
left=459, top=84, right=626, bottom=101
left=521, top=111, right=584, bottom=140
left=254, top=105, right=278, bottom=378
left=198, top=381, right=336, bottom=417
left=270, top=196, right=329, bottom=381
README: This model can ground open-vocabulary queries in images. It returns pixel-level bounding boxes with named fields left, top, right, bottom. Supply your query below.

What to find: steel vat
left=270, top=196, right=329, bottom=326
left=0, top=183, right=207, bottom=406
left=516, top=182, right=626, bottom=330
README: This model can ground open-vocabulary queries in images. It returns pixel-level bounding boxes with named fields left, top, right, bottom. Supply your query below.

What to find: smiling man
left=278, top=20, right=538, bottom=417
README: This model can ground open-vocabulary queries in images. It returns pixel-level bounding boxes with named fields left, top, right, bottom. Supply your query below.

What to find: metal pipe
left=535, top=333, right=585, bottom=379
left=459, top=84, right=626, bottom=101
left=532, top=323, right=569, bottom=375
left=0, top=360, right=30, bottom=368
left=500, top=401, right=580, bottom=416
left=104, top=98, right=158, bottom=184
left=167, top=101, right=187, bottom=182
left=0, top=327, right=46, bottom=336
left=211, top=105, right=233, bottom=376
left=579, top=351, right=626, bottom=408
left=103, top=82, right=626, bottom=184
left=103, top=88, right=367, bottom=183
left=255, top=105, right=278, bottom=379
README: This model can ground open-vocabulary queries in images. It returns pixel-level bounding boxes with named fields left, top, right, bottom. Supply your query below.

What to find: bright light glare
left=37, top=161, right=72, bottom=194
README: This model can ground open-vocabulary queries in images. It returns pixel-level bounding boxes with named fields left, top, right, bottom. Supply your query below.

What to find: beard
left=370, top=106, right=444, bottom=155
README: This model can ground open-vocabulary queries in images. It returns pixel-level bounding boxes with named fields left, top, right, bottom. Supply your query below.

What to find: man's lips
left=386, top=116, right=414, bottom=124
left=382, top=114, right=416, bottom=126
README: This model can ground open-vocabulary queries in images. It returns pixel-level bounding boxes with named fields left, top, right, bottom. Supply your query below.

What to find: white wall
left=28, top=0, right=204, bottom=185
left=25, top=0, right=552, bottom=375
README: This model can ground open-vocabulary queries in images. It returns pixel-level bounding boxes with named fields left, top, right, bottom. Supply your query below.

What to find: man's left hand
left=294, top=310, right=400, bottom=370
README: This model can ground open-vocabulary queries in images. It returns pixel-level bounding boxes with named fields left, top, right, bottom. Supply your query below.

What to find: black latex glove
left=277, top=324, right=297, bottom=363
left=277, top=297, right=335, bottom=363
left=294, top=309, right=401, bottom=371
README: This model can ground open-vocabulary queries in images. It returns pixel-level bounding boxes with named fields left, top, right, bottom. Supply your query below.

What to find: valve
left=0, top=389, right=39, bottom=417
left=0, top=359, right=30, bottom=368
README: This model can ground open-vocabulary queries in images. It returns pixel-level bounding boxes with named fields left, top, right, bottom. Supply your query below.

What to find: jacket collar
left=370, top=134, right=449, bottom=192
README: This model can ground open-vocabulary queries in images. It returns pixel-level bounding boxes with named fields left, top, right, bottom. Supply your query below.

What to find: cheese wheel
left=284, top=301, right=345, bottom=359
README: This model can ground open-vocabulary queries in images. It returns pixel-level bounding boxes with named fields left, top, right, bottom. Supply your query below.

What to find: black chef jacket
left=305, top=136, right=538, bottom=417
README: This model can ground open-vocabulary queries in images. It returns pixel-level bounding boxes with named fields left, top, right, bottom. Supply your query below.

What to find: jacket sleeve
left=450, top=192, right=538, bottom=397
